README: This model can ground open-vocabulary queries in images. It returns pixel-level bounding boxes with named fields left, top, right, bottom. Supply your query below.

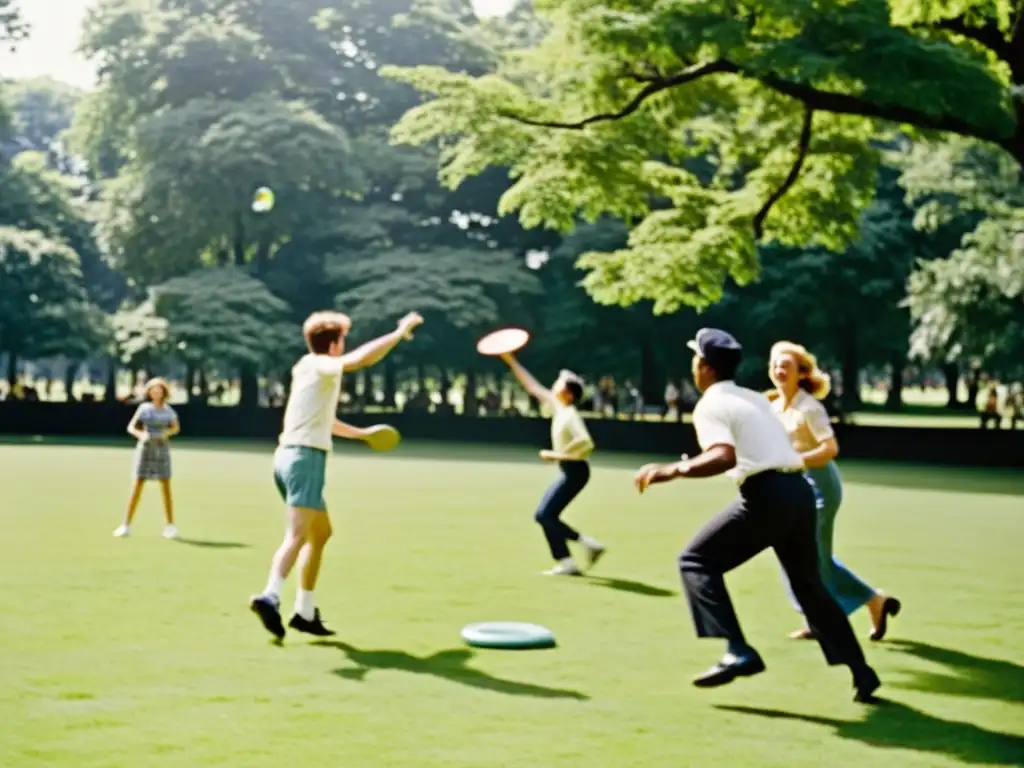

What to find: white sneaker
left=542, top=562, right=582, bottom=576
left=113, top=525, right=130, bottom=538
left=162, top=525, right=179, bottom=539
left=583, top=542, right=606, bottom=569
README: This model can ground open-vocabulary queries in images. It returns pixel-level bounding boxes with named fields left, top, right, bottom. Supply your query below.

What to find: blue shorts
left=273, top=445, right=328, bottom=511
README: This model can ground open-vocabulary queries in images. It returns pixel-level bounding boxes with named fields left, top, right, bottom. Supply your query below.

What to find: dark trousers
left=535, top=461, right=590, bottom=560
left=678, top=470, right=867, bottom=669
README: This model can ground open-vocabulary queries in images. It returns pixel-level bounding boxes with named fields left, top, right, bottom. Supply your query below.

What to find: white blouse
left=770, top=389, right=835, bottom=454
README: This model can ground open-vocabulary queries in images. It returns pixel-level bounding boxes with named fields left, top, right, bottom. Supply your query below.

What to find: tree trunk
left=383, top=358, right=396, bottom=408
left=185, top=364, right=196, bottom=401
left=233, top=215, right=247, bottom=267
left=840, top=331, right=861, bottom=411
left=253, top=235, right=273, bottom=277
left=639, top=339, right=657, bottom=405
left=464, top=369, right=477, bottom=416
left=942, top=362, right=961, bottom=409
left=239, top=365, right=259, bottom=408
left=885, top=350, right=904, bottom=411
left=64, top=361, right=79, bottom=403
left=104, top=357, right=117, bottom=401
left=6, top=352, right=17, bottom=388
left=197, top=368, right=209, bottom=404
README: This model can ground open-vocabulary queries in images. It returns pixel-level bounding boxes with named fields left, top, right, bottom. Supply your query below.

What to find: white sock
left=558, top=557, right=576, bottom=569
left=295, top=589, right=316, bottom=621
left=580, top=534, right=603, bottom=550
left=264, top=572, right=284, bottom=601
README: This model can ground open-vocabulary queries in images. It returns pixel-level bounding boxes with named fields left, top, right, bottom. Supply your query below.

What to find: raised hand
left=398, top=311, right=424, bottom=340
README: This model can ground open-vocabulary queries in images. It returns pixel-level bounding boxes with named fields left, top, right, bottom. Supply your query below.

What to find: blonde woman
left=113, top=378, right=180, bottom=539
left=768, top=342, right=901, bottom=642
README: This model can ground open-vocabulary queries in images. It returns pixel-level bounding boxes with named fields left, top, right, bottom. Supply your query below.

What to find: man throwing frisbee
left=501, top=352, right=605, bottom=576
left=250, top=309, right=423, bottom=640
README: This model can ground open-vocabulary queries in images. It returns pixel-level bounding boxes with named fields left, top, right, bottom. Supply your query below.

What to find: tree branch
left=754, top=72, right=1010, bottom=147
left=753, top=106, right=813, bottom=239
left=497, top=60, right=737, bottom=130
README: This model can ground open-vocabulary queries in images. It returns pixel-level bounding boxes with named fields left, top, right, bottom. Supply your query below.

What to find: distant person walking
left=633, top=329, right=881, bottom=703
left=767, top=342, right=901, bottom=642
left=113, top=378, right=180, bottom=539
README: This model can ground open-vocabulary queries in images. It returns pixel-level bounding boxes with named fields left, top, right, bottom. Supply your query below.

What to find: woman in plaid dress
left=113, top=378, right=181, bottom=539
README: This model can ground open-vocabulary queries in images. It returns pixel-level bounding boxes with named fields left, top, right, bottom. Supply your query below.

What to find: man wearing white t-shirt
left=250, top=309, right=423, bottom=640
left=633, top=328, right=881, bottom=703
left=501, top=353, right=605, bottom=576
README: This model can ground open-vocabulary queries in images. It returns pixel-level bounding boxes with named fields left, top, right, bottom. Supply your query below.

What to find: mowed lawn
left=1, top=440, right=1022, bottom=768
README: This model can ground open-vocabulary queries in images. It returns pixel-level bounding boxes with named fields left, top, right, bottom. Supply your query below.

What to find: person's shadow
left=715, top=701, right=1024, bottom=766
left=580, top=575, right=676, bottom=598
left=883, top=639, right=1024, bottom=704
left=173, top=538, right=249, bottom=549
left=313, top=641, right=588, bottom=701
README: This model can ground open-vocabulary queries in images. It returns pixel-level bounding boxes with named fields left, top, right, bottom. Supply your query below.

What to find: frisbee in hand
left=364, top=424, right=401, bottom=452
left=476, top=328, right=530, bottom=357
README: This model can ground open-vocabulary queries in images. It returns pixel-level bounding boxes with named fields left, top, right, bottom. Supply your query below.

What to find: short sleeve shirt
left=278, top=354, right=345, bottom=452
left=770, top=390, right=835, bottom=453
left=136, top=402, right=177, bottom=435
left=692, top=381, right=804, bottom=484
left=551, top=404, right=594, bottom=460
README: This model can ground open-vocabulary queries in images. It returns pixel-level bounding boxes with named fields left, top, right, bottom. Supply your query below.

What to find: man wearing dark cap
left=634, top=328, right=881, bottom=703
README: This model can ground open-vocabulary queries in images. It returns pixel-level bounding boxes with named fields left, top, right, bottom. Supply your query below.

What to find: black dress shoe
left=869, top=597, right=901, bottom=642
left=288, top=608, right=337, bottom=637
left=693, top=652, right=766, bottom=688
left=853, top=666, right=882, bottom=703
left=250, top=594, right=286, bottom=640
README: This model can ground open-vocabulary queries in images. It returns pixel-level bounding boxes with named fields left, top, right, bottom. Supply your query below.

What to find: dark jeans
left=678, top=470, right=868, bottom=670
left=534, top=461, right=590, bottom=560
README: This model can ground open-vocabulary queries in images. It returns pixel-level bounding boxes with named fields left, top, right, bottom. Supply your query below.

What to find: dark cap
left=686, top=328, right=742, bottom=371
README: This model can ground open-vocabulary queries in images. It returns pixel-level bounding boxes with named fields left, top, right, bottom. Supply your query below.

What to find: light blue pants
left=784, top=462, right=876, bottom=616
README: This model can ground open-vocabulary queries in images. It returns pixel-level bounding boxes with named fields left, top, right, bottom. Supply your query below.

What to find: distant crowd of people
left=1, top=368, right=1022, bottom=429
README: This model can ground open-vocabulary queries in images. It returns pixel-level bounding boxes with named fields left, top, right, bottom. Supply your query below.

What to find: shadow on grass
left=716, top=701, right=1024, bottom=766
left=313, top=641, right=588, bottom=701
left=173, top=537, right=250, bottom=549
left=884, top=640, right=1024, bottom=705
left=580, top=575, right=676, bottom=598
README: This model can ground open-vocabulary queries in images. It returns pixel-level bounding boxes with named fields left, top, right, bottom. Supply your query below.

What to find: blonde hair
left=144, top=377, right=170, bottom=401
left=303, top=311, right=352, bottom=354
left=768, top=341, right=831, bottom=400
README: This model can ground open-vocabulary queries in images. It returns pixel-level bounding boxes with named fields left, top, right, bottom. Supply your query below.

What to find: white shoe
left=584, top=542, right=606, bottom=569
left=162, top=525, right=179, bottom=539
left=542, top=562, right=582, bottom=576
left=113, top=525, right=130, bottom=538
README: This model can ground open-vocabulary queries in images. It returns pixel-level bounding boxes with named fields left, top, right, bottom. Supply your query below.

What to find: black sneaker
left=250, top=594, right=285, bottom=640
left=288, top=608, right=336, bottom=637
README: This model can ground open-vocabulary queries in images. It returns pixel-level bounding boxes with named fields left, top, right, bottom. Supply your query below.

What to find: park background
left=0, top=3, right=1023, bottom=768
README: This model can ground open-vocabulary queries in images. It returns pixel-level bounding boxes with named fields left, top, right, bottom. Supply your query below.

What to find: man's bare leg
left=289, top=512, right=335, bottom=635
left=250, top=506, right=315, bottom=639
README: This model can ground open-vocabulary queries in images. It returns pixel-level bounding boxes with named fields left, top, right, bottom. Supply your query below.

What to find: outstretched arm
left=500, top=353, right=554, bottom=405
left=332, top=419, right=371, bottom=441
left=341, top=312, right=423, bottom=372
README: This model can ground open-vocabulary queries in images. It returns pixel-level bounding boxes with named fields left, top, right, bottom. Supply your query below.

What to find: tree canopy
left=385, top=0, right=1023, bottom=311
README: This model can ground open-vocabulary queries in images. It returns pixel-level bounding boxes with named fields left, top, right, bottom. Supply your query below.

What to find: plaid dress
left=132, top=402, right=177, bottom=480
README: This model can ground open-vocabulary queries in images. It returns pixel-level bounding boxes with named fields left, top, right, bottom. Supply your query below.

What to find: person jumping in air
left=501, top=352, right=605, bottom=576
left=249, top=309, right=423, bottom=641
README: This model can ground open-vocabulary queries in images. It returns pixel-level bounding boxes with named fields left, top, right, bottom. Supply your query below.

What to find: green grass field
left=2, top=440, right=1022, bottom=768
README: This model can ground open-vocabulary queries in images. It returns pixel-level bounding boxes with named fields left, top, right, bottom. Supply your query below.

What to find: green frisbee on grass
left=460, top=621, right=556, bottom=650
